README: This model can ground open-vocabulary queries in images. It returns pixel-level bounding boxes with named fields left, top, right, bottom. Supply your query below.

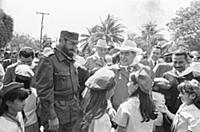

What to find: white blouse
left=0, top=112, right=25, bottom=132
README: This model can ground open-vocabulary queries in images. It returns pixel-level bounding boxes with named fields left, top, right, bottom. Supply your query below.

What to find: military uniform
left=84, top=39, right=109, bottom=74
left=35, top=47, right=89, bottom=131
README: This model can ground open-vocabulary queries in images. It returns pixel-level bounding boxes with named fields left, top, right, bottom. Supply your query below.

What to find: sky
left=2, top=0, right=193, bottom=40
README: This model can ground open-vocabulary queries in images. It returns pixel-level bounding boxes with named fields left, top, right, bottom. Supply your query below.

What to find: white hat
left=15, top=64, right=34, bottom=78
left=117, top=39, right=143, bottom=54
left=95, top=39, right=109, bottom=49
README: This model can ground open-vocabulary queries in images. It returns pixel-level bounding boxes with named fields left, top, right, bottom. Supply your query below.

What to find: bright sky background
left=2, top=0, right=193, bottom=40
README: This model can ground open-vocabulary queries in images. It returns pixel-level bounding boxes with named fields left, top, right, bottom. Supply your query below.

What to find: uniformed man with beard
left=35, top=30, right=89, bottom=132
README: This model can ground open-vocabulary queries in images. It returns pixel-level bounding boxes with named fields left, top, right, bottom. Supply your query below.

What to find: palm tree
left=140, top=22, right=166, bottom=56
left=99, top=14, right=125, bottom=45
left=79, top=14, right=125, bottom=56
left=79, top=25, right=102, bottom=55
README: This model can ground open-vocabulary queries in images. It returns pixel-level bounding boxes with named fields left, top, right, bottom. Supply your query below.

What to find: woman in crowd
left=0, top=82, right=29, bottom=132
left=113, top=68, right=157, bottom=132
left=73, top=68, right=116, bottom=132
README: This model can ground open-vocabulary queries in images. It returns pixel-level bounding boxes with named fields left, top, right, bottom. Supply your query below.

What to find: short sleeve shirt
left=113, top=97, right=154, bottom=132
left=173, top=103, right=200, bottom=132
left=88, top=113, right=112, bottom=132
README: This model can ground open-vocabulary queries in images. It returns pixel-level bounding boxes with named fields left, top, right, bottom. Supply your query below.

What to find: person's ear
left=6, top=100, right=13, bottom=107
left=190, top=93, right=196, bottom=100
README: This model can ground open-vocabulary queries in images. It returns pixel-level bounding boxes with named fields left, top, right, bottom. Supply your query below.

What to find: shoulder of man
left=44, top=50, right=54, bottom=57
left=6, top=62, right=18, bottom=70
left=86, top=53, right=98, bottom=61
left=192, top=71, right=200, bottom=77
left=140, top=58, right=149, bottom=65
left=3, top=58, right=11, bottom=63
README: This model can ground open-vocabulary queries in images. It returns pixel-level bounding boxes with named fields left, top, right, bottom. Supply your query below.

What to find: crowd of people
left=0, top=30, right=200, bottom=132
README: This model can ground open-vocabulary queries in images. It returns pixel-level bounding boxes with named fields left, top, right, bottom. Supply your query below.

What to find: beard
left=62, top=46, right=75, bottom=58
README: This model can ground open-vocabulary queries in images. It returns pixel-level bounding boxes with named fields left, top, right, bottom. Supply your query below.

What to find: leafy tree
left=140, top=22, right=166, bottom=56
left=79, top=14, right=125, bottom=55
left=0, top=9, right=13, bottom=48
left=8, top=32, right=40, bottom=51
left=127, top=22, right=166, bottom=56
left=167, top=0, right=200, bottom=51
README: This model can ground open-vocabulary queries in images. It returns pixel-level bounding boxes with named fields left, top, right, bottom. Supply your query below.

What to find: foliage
left=139, top=22, right=166, bottom=56
left=0, top=9, right=13, bottom=48
left=79, top=14, right=125, bottom=55
left=8, top=32, right=40, bottom=51
left=167, top=0, right=200, bottom=51
left=127, top=22, right=167, bottom=56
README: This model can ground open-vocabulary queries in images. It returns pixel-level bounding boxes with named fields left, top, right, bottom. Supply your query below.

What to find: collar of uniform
left=55, top=47, right=73, bottom=62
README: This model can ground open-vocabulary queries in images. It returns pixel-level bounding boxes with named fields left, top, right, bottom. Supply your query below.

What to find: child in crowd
left=73, top=68, right=116, bottom=132
left=0, top=82, right=29, bottom=132
left=15, top=64, right=39, bottom=132
left=160, top=79, right=200, bottom=132
left=113, top=68, right=157, bottom=132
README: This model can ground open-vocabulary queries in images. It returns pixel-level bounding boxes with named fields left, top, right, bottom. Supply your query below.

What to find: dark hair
left=73, top=81, right=115, bottom=132
left=178, top=80, right=200, bottom=109
left=15, top=75, right=31, bottom=89
left=153, top=46, right=162, bottom=51
left=0, top=88, right=29, bottom=116
left=19, top=47, right=34, bottom=59
left=130, top=76, right=157, bottom=122
left=173, top=49, right=188, bottom=61
left=35, top=51, right=40, bottom=58
left=112, top=52, right=120, bottom=64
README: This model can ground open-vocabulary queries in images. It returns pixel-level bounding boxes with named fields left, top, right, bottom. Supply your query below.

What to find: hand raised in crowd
left=157, top=104, right=168, bottom=114
left=157, top=104, right=175, bottom=120
left=48, top=117, right=59, bottom=132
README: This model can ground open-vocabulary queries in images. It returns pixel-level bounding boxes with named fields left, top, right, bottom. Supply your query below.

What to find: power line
left=36, top=12, right=50, bottom=48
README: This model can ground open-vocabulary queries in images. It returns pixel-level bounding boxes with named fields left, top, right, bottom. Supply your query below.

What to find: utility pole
left=36, top=12, right=49, bottom=48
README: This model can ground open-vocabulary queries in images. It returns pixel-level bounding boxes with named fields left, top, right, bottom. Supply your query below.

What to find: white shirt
left=88, top=113, right=112, bottom=132
left=0, top=112, right=25, bottom=132
left=173, top=103, right=200, bottom=132
left=113, top=97, right=154, bottom=132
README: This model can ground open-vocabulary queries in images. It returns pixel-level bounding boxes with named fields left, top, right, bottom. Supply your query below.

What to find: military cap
left=60, top=30, right=79, bottom=44
left=0, top=82, right=24, bottom=96
left=85, top=68, right=115, bottom=90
